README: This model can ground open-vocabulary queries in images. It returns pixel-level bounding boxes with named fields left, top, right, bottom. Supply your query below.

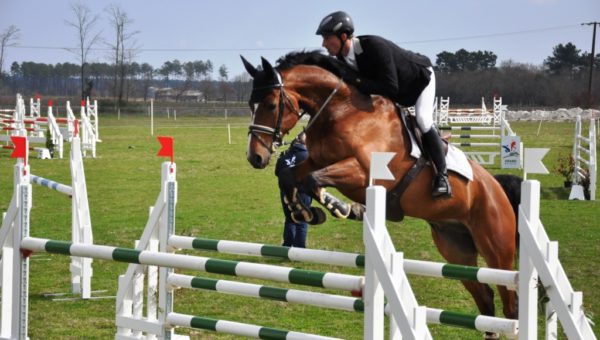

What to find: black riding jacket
left=346, top=35, right=432, bottom=106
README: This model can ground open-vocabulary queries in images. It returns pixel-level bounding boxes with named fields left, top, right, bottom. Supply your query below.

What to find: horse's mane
left=247, top=51, right=356, bottom=103
left=275, top=50, right=356, bottom=78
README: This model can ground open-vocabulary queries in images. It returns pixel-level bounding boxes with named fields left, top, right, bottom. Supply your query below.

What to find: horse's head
left=241, top=56, right=303, bottom=169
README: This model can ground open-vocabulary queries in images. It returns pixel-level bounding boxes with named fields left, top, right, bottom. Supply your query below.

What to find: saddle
left=385, top=105, right=449, bottom=221
left=397, top=105, right=450, bottom=155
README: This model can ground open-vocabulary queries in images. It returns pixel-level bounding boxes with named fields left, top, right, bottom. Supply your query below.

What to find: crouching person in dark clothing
left=275, top=132, right=312, bottom=248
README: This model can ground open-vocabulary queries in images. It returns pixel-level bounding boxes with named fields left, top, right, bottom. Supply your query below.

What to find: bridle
left=248, top=70, right=302, bottom=153
left=248, top=69, right=343, bottom=154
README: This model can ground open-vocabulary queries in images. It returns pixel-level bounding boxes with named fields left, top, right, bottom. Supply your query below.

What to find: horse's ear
left=261, top=57, right=275, bottom=77
left=240, top=55, right=257, bottom=78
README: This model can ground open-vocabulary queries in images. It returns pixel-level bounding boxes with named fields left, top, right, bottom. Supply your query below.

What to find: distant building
left=181, top=90, right=203, bottom=102
left=154, top=87, right=175, bottom=101
left=152, top=87, right=203, bottom=102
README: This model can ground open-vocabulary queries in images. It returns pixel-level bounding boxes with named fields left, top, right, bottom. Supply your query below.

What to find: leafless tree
left=0, top=25, right=20, bottom=78
left=65, top=2, right=102, bottom=99
left=106, top=4, right=139, bottom=110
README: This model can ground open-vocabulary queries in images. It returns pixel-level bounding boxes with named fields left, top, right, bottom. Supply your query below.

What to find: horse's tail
left=493, top=174, right=523, bottom=249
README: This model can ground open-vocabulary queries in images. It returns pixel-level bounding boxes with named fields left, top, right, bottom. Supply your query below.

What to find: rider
left=315, top=11, right=451, bottom=199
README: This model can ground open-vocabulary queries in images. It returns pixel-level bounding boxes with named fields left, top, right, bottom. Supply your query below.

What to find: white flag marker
left=370, top=152, right=396, bottom=186
left=523, top=148, right=549, bottom=180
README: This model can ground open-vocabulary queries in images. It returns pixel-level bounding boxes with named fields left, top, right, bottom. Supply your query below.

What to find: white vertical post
left=150, top=99, right=154, bottom=136
left=92, top=99, right=99, bottom=141
left=132, top=240, right=144, bottom=338
left=389, top=251, right=402, bottom=340
left=363, top=186, right=385, bottom=340
left=158, top=162, right=176, bottom=339
left=228, top=124, right=232, bottom=145
left=146, top=237, right=159, bottom=340
left=572, top=115, right=581, bottom=184
left=518, top=180, right=540, bottom=340
left=589, top=118, right=596, bottom=200
left=0, top=156, right=31, bottom=339
left=545, top=302, right=558, bottom=340
left=70, top=137, right=93, bottom=299
left=116, top=274, right=134, bottom=337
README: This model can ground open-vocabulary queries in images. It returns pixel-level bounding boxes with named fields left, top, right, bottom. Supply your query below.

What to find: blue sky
left=1, top=0, right=599, bottom=78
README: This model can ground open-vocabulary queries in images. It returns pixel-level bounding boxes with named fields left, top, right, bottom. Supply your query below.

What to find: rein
left=302, top=77, right=343, bottom=134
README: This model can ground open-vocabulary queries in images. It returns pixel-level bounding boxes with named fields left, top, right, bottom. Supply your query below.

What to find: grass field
left=0, top=115, right=598, bottom=339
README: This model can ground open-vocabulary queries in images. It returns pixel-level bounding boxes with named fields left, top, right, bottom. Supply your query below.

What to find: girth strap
left=386, top=156, right=428, bottom=222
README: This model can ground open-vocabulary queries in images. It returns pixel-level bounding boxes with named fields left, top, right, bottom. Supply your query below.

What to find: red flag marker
left=10, top=136, right=28, bottom=166
left=81, top=100, right=86, bottom=107
left=157, top=136, right=174, bottom=163
left=48, top=99, right=53, bottom=107
left=74, top=119, right=79, bottom=137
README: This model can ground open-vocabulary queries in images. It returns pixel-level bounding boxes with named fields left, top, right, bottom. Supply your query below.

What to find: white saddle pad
left=409, top=133, right=473, bottom=181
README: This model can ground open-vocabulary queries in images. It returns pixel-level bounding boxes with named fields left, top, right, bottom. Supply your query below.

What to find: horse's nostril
left=252, top=154, right=263, bottom=168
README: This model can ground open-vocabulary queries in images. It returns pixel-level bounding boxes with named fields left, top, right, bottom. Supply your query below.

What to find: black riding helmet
left=315, top=11, right=354, bottom=36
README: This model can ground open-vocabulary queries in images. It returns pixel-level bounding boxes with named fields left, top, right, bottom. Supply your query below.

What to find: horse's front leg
left=297, top=157, right=368, bottom=221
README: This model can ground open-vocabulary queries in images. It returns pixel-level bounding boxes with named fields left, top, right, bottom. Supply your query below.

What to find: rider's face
left=321, top=34, right=342, bottom=56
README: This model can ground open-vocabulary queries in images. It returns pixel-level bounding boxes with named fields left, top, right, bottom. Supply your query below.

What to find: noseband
left=248, top=70, right=301, bottom=153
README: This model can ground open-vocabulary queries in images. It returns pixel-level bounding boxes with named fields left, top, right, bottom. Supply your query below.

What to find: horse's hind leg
left=429, top=223, right=500, bottom=339
left=469, top=216, right=518, bottom=320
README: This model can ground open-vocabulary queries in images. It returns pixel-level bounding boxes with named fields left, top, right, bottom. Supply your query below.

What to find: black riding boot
left=422, top=128, right=452, bottom=199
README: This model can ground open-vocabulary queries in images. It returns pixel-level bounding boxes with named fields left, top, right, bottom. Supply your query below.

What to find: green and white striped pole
left=168, top=235, right=365, bottom=267
left=167, top=312, right=342, bottom=340
left=422, top=308, right=518, bottom=336
left=167, top=273, right=364, bottom=313
left=168, top=273, right=518, bottom=336
left=169, top=236, right=517, bottom=290
left=21, top=237, right=364, bottom=292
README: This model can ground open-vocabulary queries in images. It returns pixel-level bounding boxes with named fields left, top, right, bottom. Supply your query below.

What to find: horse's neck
left=291, top=70, right=412, bottom=164
left=299, top=81, right=353, bottom=122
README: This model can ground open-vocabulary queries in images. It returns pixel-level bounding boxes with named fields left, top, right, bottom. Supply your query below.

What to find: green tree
left=435, top=49, right=497, bottom=73
left=435, top=51, right=457, bottom=73
left=218, top=64, right=232, bottom=102
left=140, top=62, right=154, bottom=101
left=544, top=43, right=585, bottom=76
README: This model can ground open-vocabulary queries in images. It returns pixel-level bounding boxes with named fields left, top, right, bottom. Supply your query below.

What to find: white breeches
left=414, top=66, right=436, bottom=133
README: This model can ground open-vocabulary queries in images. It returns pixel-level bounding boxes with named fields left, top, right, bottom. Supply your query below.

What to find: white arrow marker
left=523, top=148, right=550, bottom=180
left=370, top=152, right=396, bottom=186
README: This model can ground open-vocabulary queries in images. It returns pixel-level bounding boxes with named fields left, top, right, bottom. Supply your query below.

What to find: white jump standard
left=1, top=139, right=596, bottom=339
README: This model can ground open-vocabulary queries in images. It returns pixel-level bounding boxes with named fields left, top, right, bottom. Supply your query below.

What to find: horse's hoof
left=291, top=210, right=310, bottom=223
left=484, top=332, right=500, bottom=340
left=348, top=203, right=365, bottom=221
left=308, top=207, right=326, bottom=225
left=322, top=192, right=350, bottom=218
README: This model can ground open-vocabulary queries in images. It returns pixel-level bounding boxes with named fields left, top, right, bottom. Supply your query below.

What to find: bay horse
left=241, top=51, right=518, bottom=333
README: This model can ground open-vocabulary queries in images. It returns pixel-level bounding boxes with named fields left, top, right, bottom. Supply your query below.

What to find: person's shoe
left=432, top=173, right=452, bottom=199
left=422, top=127, right=453, bottom=199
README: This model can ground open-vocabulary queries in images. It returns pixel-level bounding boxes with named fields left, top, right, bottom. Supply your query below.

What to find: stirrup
left=432, top=175, right=452, bottom=199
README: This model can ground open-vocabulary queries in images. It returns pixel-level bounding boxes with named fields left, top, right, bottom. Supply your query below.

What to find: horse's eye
left=267, top=103, right=277, bottom=111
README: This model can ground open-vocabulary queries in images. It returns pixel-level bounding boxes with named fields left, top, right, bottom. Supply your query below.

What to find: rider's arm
left=349, top=38, right=400, bottom=100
